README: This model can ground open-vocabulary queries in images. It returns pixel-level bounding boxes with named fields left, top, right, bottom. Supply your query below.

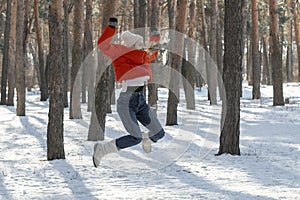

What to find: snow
left=0, top=82, right=300, bottom=200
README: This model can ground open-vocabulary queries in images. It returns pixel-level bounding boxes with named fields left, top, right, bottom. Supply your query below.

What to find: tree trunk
left=182, top=0, right=196, bottom=110
left=134, top=0, right=146, bottom=36
left=252, top=0, right=261, bottom=99
left=122, top=0, right=133, bottom=31
left=23, top=0, right=31, bottom=91
left=195, top=0, right=207, bottom=89
left=286, top=22, right=293, bottom=82
left=34, top=0, right=48, bottom=101
left=207, top=0, right=218, bottom=105
left=148, top=0, right=160, bottom=109
left=70, top=0, right=84, bottom=119
left=166, top=0, right=188, bottom=126
left=84, top=0, right=94, bottom=112
left=217, top=14, right=224, bottom=100
left=286, top=1, right=293, bottom=82
left=16, top=0, right=25, bottom=116
left=247, top=34, right=253, bottom=85
left=217, top=0, right=244, bottom=156
left=47, top=0, right=65, bottom=160
left=134, top=0, right=146, bottom=28
left=81, top=0, right=93, bottom=105
left=62, top=0, right=69, bottom=108
left=168, top=0, right=175, bottom=29
left=0, top=0, right=12, bottom=105
left=240, top=1, right=248, bottom=97
left=262, top=33, right=270, bottom=85
left=7, top=0, right=17, bottom=106
left=293, top=2, right=300, bottom=82
left=81, top=64, right=87, bottom=104
left=88, top=0, right=116, bottom=141
left=102, top=1, right=117, bottom=114
left=28, top=41, right=41, bottom=87
left=269, top=0, right=284, bottom=106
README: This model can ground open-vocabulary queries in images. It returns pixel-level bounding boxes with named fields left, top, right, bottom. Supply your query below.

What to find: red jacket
left=98, top=26, right=158, bottom=82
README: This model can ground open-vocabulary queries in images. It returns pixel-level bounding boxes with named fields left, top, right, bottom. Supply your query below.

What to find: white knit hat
left=121, top=31, right=143, bottom=48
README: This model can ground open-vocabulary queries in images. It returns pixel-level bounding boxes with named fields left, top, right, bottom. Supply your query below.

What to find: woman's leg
left=136, top=93, right=165, bottom=142
left=116, top=92, right=143, bottom=149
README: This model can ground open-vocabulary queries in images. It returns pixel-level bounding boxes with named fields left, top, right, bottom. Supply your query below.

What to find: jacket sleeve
left=146, top=51, right=158, bottom=62
left=97, top=26, right=121, bottom=60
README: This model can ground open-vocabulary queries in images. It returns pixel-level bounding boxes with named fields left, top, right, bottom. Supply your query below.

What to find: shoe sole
left=93, top=157, right=97, bottom=168
left=93, top=143, right=98, bottom=168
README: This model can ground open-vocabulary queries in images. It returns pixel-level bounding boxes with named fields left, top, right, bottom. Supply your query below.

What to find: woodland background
left=0, top=0, right=299, bottom=160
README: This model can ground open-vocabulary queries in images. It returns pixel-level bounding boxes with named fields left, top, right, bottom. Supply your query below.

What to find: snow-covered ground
left=0, top=82, right=299, bottom=200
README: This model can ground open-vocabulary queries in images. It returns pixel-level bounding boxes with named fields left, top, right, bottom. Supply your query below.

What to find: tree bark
left=262, top=33, right=270, bottom=85
left=195, top=0, right=207, bottom=89
left=81, top=0, right=93, bottom=105
left=182, top=0, right=196, bottom=110
left=252, top=0, right=261, bottom=99
left=168, top=0, right=175, bottom=29
left=293, top=2, right=300, bottom=82
left=22, top=0, right=31, bottom=91
left=148, top=0, right=160, bottom=109
left=7, top=0, right=17, bottom=106
left=269, top=0, right=284, bottom=106
left=247, top=34, right=253, bottom=85
left=84, top=0, right=94, bottom=112
left=70, top=0, right=84, bottom=119
left=286, top=0, right=293, bottom=82
left=16, top=0, right=25, bottom=116
left=28, top=41, right=41, bottom=88
left=217, top=13, right=224, bottom=99
left=34, top=0, right=48, bottom=101
left=0, top=0, right=12, bottom=105
left=240, top=1, right=248, bottom=96
left=217, top=0, right=244, bottom=156
left=134, top=0, right=146, bottom=37
left=47, top=0, right=65, bottom=160
left=166, top=0, right=188, bottom=126
left=286, top=22, right=293, bottom=82
left=122, top=0, right=133, bottom=31
left=207, top=0, right=218, bottom=105
left=62, top=0, right=69, bottom=108
left=88, top=0, right=116, bottom=141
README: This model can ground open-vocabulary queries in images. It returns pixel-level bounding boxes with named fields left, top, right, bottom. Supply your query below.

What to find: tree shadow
left=50, top=160, right=98, bottom=199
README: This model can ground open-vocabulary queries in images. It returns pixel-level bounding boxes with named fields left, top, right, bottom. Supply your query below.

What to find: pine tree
left=47, top=0, right=65, bottom=160
left=217, top=0, right=244, bottom=156
left=269, top=0, right=284, bottom=106
left=16, top=0, right=25, bottom=116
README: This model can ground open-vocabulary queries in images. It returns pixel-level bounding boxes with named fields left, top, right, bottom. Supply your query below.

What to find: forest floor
left=0, top=82, right=300, bottom=200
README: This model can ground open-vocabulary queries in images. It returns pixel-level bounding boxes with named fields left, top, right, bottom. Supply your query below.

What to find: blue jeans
left=116, top=90, right=165, bottom=149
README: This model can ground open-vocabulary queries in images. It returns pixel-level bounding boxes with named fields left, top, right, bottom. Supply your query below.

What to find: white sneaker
left=93, top=140, right=118, bottom=168
left=142, top=133, right=154, bottom=153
